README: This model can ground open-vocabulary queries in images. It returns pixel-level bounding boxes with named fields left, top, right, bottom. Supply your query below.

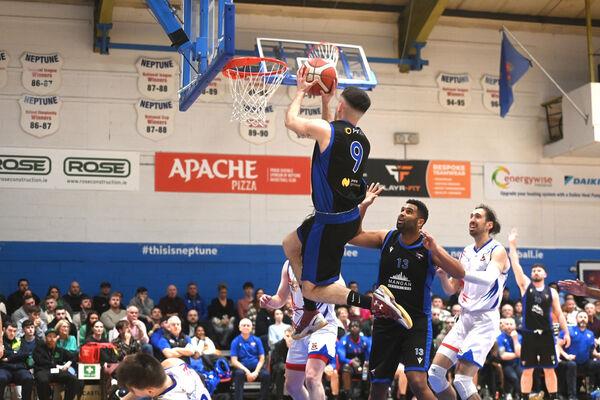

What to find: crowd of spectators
left=2, top=277, right=600, bottom=400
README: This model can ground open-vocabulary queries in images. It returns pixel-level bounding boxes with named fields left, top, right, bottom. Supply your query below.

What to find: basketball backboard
left=256, top=38, right=377, bottom=90
left=179, top=0, right=235, bottom=111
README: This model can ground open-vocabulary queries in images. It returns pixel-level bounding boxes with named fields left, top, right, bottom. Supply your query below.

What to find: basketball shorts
left=297, top=208, right=360, bottom=285
left=520, top=330, right=558, bottom=369
left=439, top=310, right=500, bottom=368
left=285, top=323, right=337, bottom=371
left=370, top=316, right=432, bottom=383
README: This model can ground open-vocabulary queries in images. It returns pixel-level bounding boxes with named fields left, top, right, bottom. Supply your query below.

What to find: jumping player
left=508, top=228, right=570, bottom=400
left=350, top=184, right=465, bottom=400
left=115, top=353, right=211, bottom=399
left=283, top=66, right=407, bottom=338
left=259, top=259, right=342, bottom=400
left=428, top=205, right=510, bottom=400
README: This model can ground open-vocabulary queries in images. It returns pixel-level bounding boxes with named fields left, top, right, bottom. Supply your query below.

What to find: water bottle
left=361, top=364, right=368, bottom=381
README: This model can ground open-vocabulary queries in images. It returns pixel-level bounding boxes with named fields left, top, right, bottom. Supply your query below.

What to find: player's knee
left=407, top=374, right=429, bottom=396
left=285, top=378, right=303, bottom=397
left=427, top=364, right=449, bottom=393
left=453, top=374, right=477, bottom=400
left=305, top=369, right=322, bottom=390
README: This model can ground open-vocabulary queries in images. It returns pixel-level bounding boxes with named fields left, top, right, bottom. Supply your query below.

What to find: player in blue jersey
left=283, top=67, right=407, bottom=339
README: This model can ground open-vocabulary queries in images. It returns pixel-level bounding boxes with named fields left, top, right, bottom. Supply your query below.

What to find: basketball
left=304, top=58, right=337, bottom=96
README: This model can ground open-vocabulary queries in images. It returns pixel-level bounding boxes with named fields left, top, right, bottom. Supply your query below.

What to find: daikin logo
left=564, top=175, right=600, bottom=186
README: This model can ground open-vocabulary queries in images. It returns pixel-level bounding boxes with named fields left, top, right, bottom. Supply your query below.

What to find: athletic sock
left=346, top=290, right=372, bottom=309
left=303, top=297, right=317, bottom=311
left=520, top=393, right=529, bottom=400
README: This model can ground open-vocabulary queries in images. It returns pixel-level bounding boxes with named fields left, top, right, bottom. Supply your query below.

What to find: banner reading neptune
left=485, top=163, right=600, bottom=201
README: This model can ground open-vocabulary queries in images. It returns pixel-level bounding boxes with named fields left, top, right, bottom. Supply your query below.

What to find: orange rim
left=222, top=57, right=288, bottom=79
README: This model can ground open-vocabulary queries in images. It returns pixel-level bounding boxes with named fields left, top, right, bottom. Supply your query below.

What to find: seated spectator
left=450, top=303, right=461, bottom=318
left=11, top=295, right=37, bottom=325
left=71, top=295, right=93, bottom=329
left=112, top=320, right=141, bottom=361
left=558, top=310, right=600, bottom=399
left=237, top=281, right=254, bottom=319
left=563, top=295, right=580, bottom=325
left=78, top=311, right=103, bottom=345
left=338, top=320, right=370, bottom=398
left=40, top=296, right=58, bottom=325
left=184, top=282, right=208, bottom=321
left=208, top=283, right=237, bottom=349
left=100, top=293, right=127, bottom=330
left=47, top=307, right=77, bottom=337
left=501, top=303, right=515, bottom=319
left=111, top=305, right=152, bottom=354
left=270, top=326, right=292, bottom=399
left=282, top=300, right=294, bottom=325
left=189, top=325, right=218, bottom=357
left=84, top=321, right=108, bottom=344
left=33, top=328, right=84, bottom=400
left=434, top=318, right=455, bottom=350
left=0, top=323, right=35, bottom=400
left=431, top=307, right=444, bottom=340
left=501, top=287, right=512, bottom=307
left=16, top=305, right=47, bottom=340
left=246, top=287, right=263, bottom=330
left=497, top=317, right=522, bottom=398
left=147, top=307, right=163, bottom=337
left=44, top=286, right=71, bottom=314
left=151, top=316, right=196, bottom=367
left=6, top=279, right=40, bottom=316
left=478, top=342, right=503, bottom=398
left=268, top=309, right=290, bottom=349
left=431, top=295, right=451, bottom=321
left=513, top=300, right=523, bottom=329
left=62, top=281, right=87, bottom=313
left=128, top=287, right=154, bottom=325
left=92, top=281, right=112, bottom=315
left=55, top=320, right=78, bottom=354
left=230, top=318, right=270, bottom=400
left=158, top=285, right=185, bottom=319
left=182, top=309, right=200, bottom=337
left=336, top=305, right=350, bottom=336
left=585, top=302, right=600, bottom=338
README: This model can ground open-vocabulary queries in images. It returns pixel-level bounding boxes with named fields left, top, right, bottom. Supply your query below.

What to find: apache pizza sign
left=155, top=152, right=311, bottom=194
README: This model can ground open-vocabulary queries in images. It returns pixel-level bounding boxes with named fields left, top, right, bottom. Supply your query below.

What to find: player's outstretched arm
left=508, top=228, right=529, bottom=295
left=551, top=287, right=570, bottom=348
left=321, top=76, right=338, bottom=122
left=349, top=182, right=387, bottom=249
left=285, top=66, right=331, bottom=145
left=259, top=262, right=291, bottom=309
left=436, top=268, right=461, bottom=295
left=558, top=279, right=600, bottom=299
left=422, top=230, right=465, bottom=279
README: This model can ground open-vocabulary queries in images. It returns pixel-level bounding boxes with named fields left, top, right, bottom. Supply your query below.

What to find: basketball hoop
left=307, top=42, right=339, bottom=65
left=222, top=57, right=288, bottom=126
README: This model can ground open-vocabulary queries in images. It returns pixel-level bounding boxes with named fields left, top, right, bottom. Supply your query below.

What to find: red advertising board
left=155, top=152, right=311, bottom=194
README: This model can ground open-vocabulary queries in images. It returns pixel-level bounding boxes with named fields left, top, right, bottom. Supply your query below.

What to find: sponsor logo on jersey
left=388, top=272, right=412, bottom=291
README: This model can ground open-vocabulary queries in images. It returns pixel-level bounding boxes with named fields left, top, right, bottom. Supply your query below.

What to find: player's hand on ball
left=320, top=76, right=338, bottom=103
left=259, top=294, right=272, bottom=309
left=296, top=65, right=318, bottom=94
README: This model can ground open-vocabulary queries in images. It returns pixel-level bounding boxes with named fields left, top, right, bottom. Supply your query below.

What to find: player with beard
left=428, top=205, right=510, bottom=400
left=508, top=229, right=570, bottom=400
left=349, top=185, right=465, bottom=400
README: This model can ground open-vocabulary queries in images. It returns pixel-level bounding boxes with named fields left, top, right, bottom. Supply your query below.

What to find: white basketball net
left=307, top=42, right=340, bottom=65
left=224, top=58, right=288, bottom=127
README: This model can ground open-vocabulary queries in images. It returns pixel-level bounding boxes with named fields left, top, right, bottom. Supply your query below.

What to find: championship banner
left=0, top=50, right=9, bottom=89
left=364, top=159, right=471, bottom=198
left=0, top=148, right=139, bottom=191
left=135, top=99, right=175, bottom=141
left=198, top=75, right=227, bottom=102
left=20, top=52, right=63, bottom=95
left=155, top=152, right=311, bottom=194
left=19, top=95, right=62, bottom=138
left=135, top=57, right=178, bottom=100
left=288, top=106, right=321, bottom=146
left=437, top=72, right=471, bottom=111
left=485, top=163, right=600, bottom=201
left=239, top=105, right=276, bottom=145
left=481, top=75, right=500, bottom=114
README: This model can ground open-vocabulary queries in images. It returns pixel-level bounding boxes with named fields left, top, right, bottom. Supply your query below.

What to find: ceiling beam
left=441, top=9, right=600, bottom=28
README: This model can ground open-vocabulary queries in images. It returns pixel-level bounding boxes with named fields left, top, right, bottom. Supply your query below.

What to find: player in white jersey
left=115, top=353, right=211, bottom=400
left=260, top=260, right=340, bottom=400
left=428, top=205, right=510, bottom=400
